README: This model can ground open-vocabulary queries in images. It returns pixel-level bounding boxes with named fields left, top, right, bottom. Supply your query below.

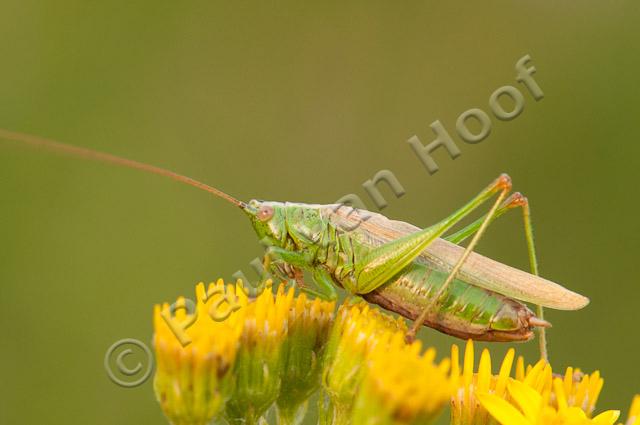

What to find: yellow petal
left=508, top=379, right=543, bottom=421
left=495, top=348, right=515, bottom=397
left=477, top=392, right=531, bottom=425
left=592, top=409, right=620, bottom=424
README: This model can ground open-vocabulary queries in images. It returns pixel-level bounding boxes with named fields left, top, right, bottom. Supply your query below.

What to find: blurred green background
left=1, top=2, right=638, bottom=424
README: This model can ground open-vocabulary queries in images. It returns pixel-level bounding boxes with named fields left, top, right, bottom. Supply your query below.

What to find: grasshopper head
left=244, top=200, right=288, bottom=247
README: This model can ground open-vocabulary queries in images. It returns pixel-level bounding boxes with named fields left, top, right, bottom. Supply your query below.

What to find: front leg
left=262, top=245, right=315, bottom=288
left=246, top=247, right=311, bottom=297
left=262, top=246, right=337, bottom=301
left=266, top=259, right=302, bottom=287
left=263, top=246, right=313, bottom=270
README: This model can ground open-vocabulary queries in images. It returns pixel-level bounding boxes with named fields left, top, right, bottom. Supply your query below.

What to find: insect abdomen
left=362, top=262, right=537, bottom=342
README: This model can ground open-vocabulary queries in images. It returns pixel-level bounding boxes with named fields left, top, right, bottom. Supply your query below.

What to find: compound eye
left=257, top=205, right=274, bottom=222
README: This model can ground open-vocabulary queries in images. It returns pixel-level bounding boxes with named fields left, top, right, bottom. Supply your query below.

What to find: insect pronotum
left=1, top=128, right=589, bottom=360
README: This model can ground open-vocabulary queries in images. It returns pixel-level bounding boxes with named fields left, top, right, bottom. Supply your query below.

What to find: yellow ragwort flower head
left=224, top=280, right=292, bottom=425
left=321, top=301, right=407, bottom=424
left=478, top=378, right=620, bottom=425
left=276, top=290, right=335, bottom=424
left=153, top=279, right=247, bottom=425
left=351, top=332, right=455, bottom=425
left=555, top=367, right=604, bottom=417
left=154, top=279, right=336, bottom=425
left=451, top=339, right=609, bottom=425
left=513, top=356, right=604, bottom=417
left=450, top=339, right=517, bottom=425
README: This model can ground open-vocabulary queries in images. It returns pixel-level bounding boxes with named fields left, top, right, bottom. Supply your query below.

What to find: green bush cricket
left=1, top=129, right=589, bottom=360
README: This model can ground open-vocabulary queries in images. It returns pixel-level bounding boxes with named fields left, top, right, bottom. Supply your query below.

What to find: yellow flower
left=351, top=333, right=454, bottom=425
left=275, top=291, right=335, bottom=425
left=321, top=301, right=407, bottom=424
left=451, top=339, right=608, bottom=425
left=152, top=280, right=637, bottom=425
left=556, top=367, right=604, bottom=417
left=478, top=378, right=620, bottom=425
left=224, top=281, right=292, bottom=425
left=513, top=357, right=604, bottom=417
left=450, top=340, right=516, bottom=425
left=153, top=279, right=337, bottom=425
left=153, top=279, right=247, bottom=425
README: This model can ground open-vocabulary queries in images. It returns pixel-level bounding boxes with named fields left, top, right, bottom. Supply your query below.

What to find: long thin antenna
left=0, top=128, right=246, bottom=208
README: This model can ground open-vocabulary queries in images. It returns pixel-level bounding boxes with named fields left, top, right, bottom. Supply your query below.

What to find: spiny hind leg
left=444, top=192, right=548, bottom=360
left=405, top=177, right=512, bottom=343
